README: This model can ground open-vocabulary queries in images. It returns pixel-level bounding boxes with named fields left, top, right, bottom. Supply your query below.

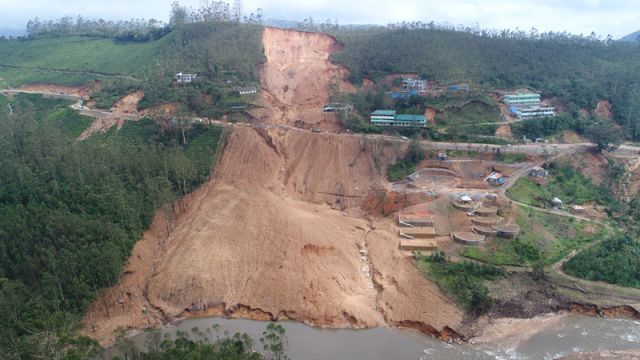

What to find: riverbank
left=101, top=314, right=640, bottom=360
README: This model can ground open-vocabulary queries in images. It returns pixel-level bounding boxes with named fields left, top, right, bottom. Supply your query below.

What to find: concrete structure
left=453, top=232, right=485, bottom=246
left=402, top=78, right=427, bottom=92
left=530, top=166, right=549, bottom=177
left=471, top=217, right=502, bottom=226
left=323, top=103, right=354, bottom=112
left=233, top=86, right=258, bottom=95
left=513, top=106, right=555, bottom=119
left=399, top=239, right=437, bottom=252
left=475, top=206, right=499, bottom=217
left=175, top=72, right=198, bottom=83
left=474, top=226, right=498, bottom=237
left=504, top=93, right=541, bottom=106
left=398, top=214, right=434, bottom=227
left=552, top=197, right=563, bottom=209
left=492, top=224, right=520, bottom=239
left=570, top=205, right=586, bottom=214
left=370, top=110, right=426, bottom=127
left=399, top=227, right=436, bottom=239
left=486, top=172, right=506, bottom=186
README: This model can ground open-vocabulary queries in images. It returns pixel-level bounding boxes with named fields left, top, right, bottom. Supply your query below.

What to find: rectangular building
left=370, top=110, right=426, bottom=127
left=504, top=93, right=541, bottom=106
left=402, top=78, right=427, bottom=92
left=514, top=106, right=555, bottom=119
left=370, top=110, right=397, bottom=126
left=175, top=72, right=198, bottom=83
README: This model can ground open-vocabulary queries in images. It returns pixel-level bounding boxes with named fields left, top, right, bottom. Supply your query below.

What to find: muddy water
left=103, top=315, right=640, bottom=359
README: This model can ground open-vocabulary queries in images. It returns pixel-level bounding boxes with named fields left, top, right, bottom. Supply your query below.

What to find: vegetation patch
left=463, top=207, right=606, bottom=266
left=386, top=139, right=423, bottom=181
left=113, top=323, right=288, bottom=360
left=507, top=162, right=611, bottom=208
left=435, top=100, right=501, bottom=126
left=563, top=233, right=640, bottom=288
left=417, top=252, right=504, bottom=314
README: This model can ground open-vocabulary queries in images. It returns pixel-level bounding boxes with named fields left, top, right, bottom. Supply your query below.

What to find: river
left=102, top=314, right=640, bottom=359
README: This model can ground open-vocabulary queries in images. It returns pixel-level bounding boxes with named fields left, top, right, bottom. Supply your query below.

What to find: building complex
left=504, top=92, right=556, bottom=119
left=370, top=110, right=426, bottom=127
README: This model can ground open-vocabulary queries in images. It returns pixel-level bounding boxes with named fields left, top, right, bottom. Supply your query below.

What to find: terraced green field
left=0, top=36, right=168, bottom=87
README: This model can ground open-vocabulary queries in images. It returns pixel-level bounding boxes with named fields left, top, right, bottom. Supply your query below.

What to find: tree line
left=23, top=1, right=263, bottom=43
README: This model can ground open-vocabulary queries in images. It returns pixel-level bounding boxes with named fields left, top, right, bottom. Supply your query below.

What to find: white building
left=175, top=72, right=198, bottom=83
left=514, top=106, right=555, bottom=119
left=402, top=78, right=427, bottom=92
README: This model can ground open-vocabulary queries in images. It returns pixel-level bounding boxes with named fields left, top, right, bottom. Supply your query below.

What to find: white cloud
left=0, top=0, right=638, bottom=38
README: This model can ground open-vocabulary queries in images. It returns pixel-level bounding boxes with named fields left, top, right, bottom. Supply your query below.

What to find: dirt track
left=84, top=27, right=463, bottom=346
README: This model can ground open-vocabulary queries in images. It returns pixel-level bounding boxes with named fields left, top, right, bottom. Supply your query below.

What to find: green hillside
left=0, top=18, right=264, bottom=120
left=329, top=24, right=640, bottom=140
left=0, top=36, right=165, bottom=76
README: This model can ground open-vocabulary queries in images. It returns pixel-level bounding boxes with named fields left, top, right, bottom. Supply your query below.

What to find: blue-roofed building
left=370, top=110, right=426, bottom=127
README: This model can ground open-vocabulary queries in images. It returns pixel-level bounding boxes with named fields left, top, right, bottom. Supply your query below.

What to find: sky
left=0, top=0, right=639, bottom=38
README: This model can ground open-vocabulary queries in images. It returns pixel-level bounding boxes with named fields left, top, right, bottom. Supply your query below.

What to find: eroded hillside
left=83, top=27, right=463, bottom=345
left=252, top=27, right=354, bottom=130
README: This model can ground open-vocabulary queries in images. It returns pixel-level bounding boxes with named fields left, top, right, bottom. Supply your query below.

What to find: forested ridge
left=328, top=23, right=640, bottom=140
left=0, top=94, right=227, bottom=359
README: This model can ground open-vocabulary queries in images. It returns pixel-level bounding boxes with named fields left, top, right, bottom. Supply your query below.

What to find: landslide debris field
left=84, top=27, right=463, bottom=345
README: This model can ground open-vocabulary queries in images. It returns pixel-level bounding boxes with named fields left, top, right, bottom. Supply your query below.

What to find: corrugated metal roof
left=395, top=114, right=426, bottom=122
left=371, top=110, right=396, bottom=116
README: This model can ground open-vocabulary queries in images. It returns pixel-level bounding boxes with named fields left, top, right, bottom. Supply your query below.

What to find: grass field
left=462, top=207, right=607, bottom=266
left=0, top=36, right=168, bottom=87
left=435, top=100, right=502, bottom=126
left=506, top=165, right=606, bottom=208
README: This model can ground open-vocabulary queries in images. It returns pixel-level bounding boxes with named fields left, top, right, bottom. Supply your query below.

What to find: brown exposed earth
left=78, top=91, right=144, bottom=140
left=83, top=27, right=464, bottom=346
left=17, top=82, right=98, bottom=97
left=252, top=27, right=354, bottom=131
left=595, top=100, right=613, bottom=120
left=495, top=124, right=512, bottom=138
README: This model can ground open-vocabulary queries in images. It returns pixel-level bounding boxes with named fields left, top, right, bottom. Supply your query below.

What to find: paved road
left=5, top=88, right=640, bottom=158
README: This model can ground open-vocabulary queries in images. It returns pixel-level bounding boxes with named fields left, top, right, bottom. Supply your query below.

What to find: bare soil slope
left=252, top=27, right=354, bottom=130
left=84, top=28, right=463, bottom=345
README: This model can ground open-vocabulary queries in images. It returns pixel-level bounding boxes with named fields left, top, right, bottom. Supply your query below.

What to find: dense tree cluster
left=563, top=233, right=640, bottom=288
left=26, top=17, right=171, bottom=42
left=0, top=94, right=226, bottom=359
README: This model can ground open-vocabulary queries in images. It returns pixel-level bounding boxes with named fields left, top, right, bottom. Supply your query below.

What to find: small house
left=233, top=86, right=258, bottom=95
left=460, top=195, right=473, bottom=204
left=486, top=172, right=506, bottom=186
left=175, top=72, right=198, bottom=83
left=401, top=78, right=427, bottom=92
left=570, top=205, right=585, bottom=214
left=530, top=166, right=549, bottom=178
left=552, top=197, right=563, bottom=209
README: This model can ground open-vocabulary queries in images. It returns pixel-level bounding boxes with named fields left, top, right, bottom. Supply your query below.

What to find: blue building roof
left=394, top=114, right=426, bottom=122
